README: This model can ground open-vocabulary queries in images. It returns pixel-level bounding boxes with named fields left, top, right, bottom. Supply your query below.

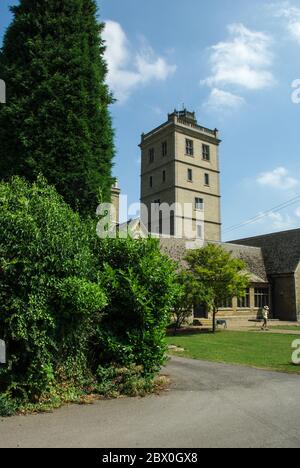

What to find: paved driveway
left=1, top=357, right=300, bottom=448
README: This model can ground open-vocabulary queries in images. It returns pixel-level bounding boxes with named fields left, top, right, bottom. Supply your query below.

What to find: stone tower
left=140, top=109, right=221, bottom=241
left=111, top=180, right=121, bottom=227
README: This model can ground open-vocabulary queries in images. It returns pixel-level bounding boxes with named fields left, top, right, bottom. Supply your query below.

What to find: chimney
left=111, top=180, right=121, bottom=226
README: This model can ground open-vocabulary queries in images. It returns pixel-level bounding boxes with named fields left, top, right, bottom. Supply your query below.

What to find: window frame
left=202, top=144, right=211, bottom=161
left=159, top=211, right=163, bottom=235
left=254, top=287, right=269, bottom=309
left=204, top=173, right=210, bottom=186
left=196, top=223, right=203, bottom=239
left=149, top=148, right=155, bottom=164
left=170, top=212, right=175, bottom=237
left=185, top=139, right=194, bottom=157
left=219, top=297, right=233, bottom=309
left=162, top=141, right=168, bottom=157
left=195, top=197, right=204, bottom=211
left=238, top=288, right=250, bottom=309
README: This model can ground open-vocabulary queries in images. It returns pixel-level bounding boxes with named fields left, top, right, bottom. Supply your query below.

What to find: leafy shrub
left=0, top=177, right=179, bottom=412
left=94, top=238, right=181, bottom=376
left=0, top=393, right=17, bottom=417
left=96, top=365, right=155, bottom=398
left=171, top=270, right=206, bottom=334
left=0, top=176, right=107, bottom=401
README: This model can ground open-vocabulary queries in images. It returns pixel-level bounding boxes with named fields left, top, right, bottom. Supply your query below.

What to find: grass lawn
left=166, top=330, right=300, bottom=374
left=270, top=326, right=300, bottom=332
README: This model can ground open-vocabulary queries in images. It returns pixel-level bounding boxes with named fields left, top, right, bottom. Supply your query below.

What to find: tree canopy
left=0, top=0, right=115, bottom=215
left=186, top=244, right=250, bottom=332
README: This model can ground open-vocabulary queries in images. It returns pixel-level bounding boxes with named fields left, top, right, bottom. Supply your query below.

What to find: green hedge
left=0, top=177, right=179, bottom=412
left=95, top=238, right=181, bottom=375
left=0, top=176, right=106, bottom=402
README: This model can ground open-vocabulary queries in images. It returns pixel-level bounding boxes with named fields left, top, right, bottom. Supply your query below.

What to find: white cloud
left=273, top=2, right=300, bottom=44
left=204, top=88, right=245, bottom=112
left=201, top=23, right=275, bottom=91
left=258, top=204, right=300, bottom=231
left=250, top=210, right=294, bottom=231
left=289, top=21, right=300, bottom=42
left=257, top=167, right=299, bottom=190
left=267, top=211, right=294, bottom=230
left=103, top=21, right=176, bottom=102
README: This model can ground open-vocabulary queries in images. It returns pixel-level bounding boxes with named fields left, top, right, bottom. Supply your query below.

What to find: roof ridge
left=231, top=227, right=300, bottom=243
left=225, top=242, right=263, bottom=250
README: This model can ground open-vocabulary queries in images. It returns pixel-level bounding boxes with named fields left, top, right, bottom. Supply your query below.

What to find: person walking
left=261, top=306, right=270, bottom=331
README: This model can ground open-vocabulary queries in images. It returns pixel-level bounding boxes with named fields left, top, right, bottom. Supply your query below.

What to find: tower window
left=150, top=176, right=153, bottom=188
left=162, top=170, right=166, bottom=183
left=162, top=141, right=168, bottom=157
left=196, top=224, right=203, bottom=239
left=170, top=212, right=175, bottom=236
left=149, top=148, right=155, bottom=164
left=187, top=169, right=193, bottom=182
left=204, top=173, right=210, bottom=186
left=195, top=198, right=204, bottom=210
left=159, top=211, right=163, bottom=235
left=202, top=144, right=210, bottom=161
left=186, top=139, right=194, bottom=156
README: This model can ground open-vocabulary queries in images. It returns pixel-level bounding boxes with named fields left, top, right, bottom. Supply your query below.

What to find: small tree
left=186, top=244, right=250, bottom=333
left=173, top=270, right=207, bottom=335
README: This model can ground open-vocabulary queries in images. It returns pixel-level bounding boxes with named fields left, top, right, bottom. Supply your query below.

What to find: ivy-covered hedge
left=0, top=177, right=179, bottom=414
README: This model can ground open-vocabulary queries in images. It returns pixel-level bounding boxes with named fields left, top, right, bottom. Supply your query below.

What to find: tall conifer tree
left=0, top=0, right=115, bottom=214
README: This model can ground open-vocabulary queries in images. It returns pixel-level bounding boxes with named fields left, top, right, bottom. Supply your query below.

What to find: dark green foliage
left=172, top=270, right=208, bottom=334
left=0, top=393, right=17, bottom=417
left=0, top=0, right=114, bottom=214
left=94, top=238, right=181, bottom=376
left=0, top=176, right=107, bottom=400
left=0, top=178, right=179, bottom=412
left=95, top=365, right=155, bottom=398
left=186, top=244, right=250, bottom=332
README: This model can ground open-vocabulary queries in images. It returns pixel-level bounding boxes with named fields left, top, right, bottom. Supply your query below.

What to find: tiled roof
left=221, top=243, right=268, bottom=283
left=159, top=238, right=190, bottom=268
left=230, top=228, right=300, bottom=275
left=159, top=238, right=268, bottom=283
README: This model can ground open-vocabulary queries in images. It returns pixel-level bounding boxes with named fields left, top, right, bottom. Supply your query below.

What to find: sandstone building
left=231, top=229, right=300, bottom=321
left=140, top=109, right=221, bottom=241
left=160, top=238, right=271, bottom=321
left=115, top=110, right=300, bottom=322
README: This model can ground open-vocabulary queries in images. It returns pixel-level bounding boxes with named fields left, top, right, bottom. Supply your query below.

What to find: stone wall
left=271, top=274, right=297, bottom=321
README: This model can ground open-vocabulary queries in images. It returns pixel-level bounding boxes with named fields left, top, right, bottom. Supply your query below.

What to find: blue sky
left=1, top=0, right=300, bottom=240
